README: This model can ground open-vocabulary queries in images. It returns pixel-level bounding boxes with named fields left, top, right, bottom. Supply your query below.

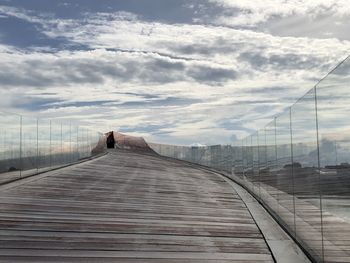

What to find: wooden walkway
left=0, top=150, right=274, bottom=262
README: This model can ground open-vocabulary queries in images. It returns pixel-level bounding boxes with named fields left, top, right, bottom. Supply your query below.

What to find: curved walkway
left=0, top=150, right=287, bottom=262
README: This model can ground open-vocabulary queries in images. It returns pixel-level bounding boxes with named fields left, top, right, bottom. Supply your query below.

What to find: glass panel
left=38, top=118, right=51, bottom=172
left=275, top=109, right=295, bottom=234
left=204, top=146, right=210, bottom=166
left=51, top=121, right=63, bottom=167
left=61, top=122, right=71, bottom=164
left=264, top=120, right=279, bottom=213
left=258, top=129, right=267, bottom=202
left=316, top=57, right=350, bottom=262
left=190, top=146, right=196, bottom=163
left=77, top=127, right=86, bottom=159
left=21, top=116, right=38, bottom=177
left=0, top=113, right=102, bottom=184
left=143, top=56, right=350, bottom=263
left=224, top=145, right=233, bottom=173
left=233, top=141, right=243, bottom=179
left=211, top=145, right=220, bottom=170
left=170, top=145, right=176, bottom=159
left=240, top=139, right=247, bottom=181
left=291, top=88, right=323, bottom=261
left=173, top=145, right=179, bottom=159
left=245, top=136, right=254, bottom=193
left=71, top=125, right=79, bottom=162
left=0, top=112, right=21, bottom=184
left=197, top=146, right=205, bottom=165
left=252, top=133, right=260, bottom=197
left=89, top=130, right=100, bottom=157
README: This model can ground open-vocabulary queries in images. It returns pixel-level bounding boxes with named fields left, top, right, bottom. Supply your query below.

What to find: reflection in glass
left=0, top=112, right=102, bottom=184
left=275, top=109, right=295, bottom=234
left=291, top=88, right=323, bottom=261
left=147, top=57, right=350, bottom=262
left=0, top=113, right=21, bottom=183
left=316, top=57, right=350, bottom=262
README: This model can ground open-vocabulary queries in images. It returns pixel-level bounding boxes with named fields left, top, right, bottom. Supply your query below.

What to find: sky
left=0, top=0, right=349, bottom=145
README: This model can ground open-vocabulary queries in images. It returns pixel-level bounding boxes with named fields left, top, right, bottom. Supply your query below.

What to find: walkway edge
left=155, top=154, right=312, bottom=263
left=217, top=174, right=311, bottom=263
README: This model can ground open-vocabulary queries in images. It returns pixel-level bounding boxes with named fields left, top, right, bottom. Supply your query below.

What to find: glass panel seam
left=289, top=107, right=297, bottom=238
left=314, top=86, right=325, bottom=262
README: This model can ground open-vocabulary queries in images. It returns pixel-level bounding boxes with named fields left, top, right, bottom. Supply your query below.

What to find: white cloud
left=208, top=0, right=350, bottom=27
left=0, top=4, right=349, bottom=144
left=0, top=5, right=51, bottom=24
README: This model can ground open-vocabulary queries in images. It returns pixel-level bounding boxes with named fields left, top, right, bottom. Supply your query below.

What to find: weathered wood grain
left=0, top=150, right=274, bottom=262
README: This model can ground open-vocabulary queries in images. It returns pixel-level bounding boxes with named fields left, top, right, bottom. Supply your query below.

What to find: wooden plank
left=0, top=150, right=274, bottom=262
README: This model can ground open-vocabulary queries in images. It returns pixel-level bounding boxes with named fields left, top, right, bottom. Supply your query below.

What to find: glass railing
left=149, top=55, right=350, bottom=263
left=0, top=111, right=104, bottom=184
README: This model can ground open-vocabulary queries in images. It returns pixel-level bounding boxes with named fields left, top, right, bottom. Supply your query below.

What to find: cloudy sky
left=0, top=0, right=349, bottom=145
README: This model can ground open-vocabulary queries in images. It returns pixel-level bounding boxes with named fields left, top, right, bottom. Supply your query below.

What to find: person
left=106, top=131, right=115, bottom=148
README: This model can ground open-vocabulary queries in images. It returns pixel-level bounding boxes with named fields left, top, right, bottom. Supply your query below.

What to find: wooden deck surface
left=0, top=150, right=274, bottom=262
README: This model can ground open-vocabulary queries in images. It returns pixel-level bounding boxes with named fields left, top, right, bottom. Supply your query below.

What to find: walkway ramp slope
left=0, top=150, right=274, bottom=262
